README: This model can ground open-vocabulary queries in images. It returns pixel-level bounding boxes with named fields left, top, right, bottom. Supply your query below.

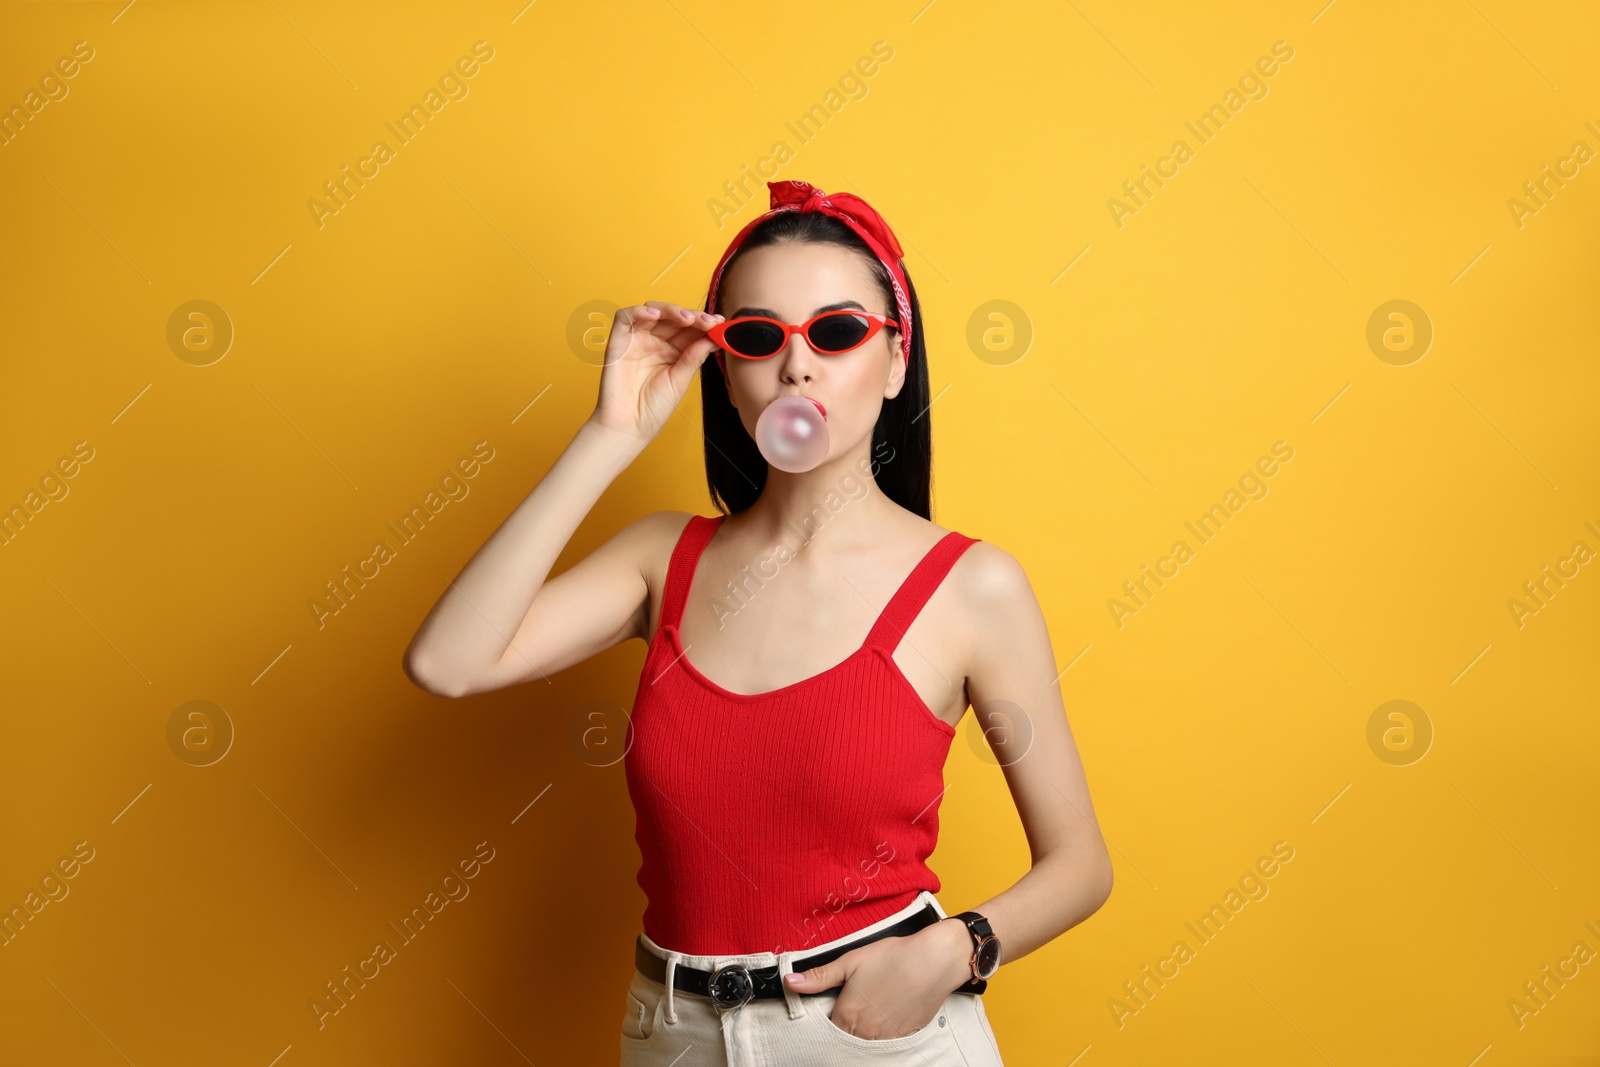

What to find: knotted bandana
left=703, top=180, right=913, bottom=375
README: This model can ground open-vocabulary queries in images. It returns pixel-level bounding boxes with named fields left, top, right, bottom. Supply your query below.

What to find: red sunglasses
left=707, top=309, right=900, bottom=360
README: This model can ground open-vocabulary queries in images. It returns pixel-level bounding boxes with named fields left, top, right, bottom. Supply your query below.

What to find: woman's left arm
left=785, top=543, right=1114, bottom=1038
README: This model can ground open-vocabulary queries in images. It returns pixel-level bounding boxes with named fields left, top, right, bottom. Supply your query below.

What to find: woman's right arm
left=401, top=300, right=725, bottom=699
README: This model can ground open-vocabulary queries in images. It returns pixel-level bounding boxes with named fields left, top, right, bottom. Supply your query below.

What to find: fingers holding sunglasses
left=642, top=300, right=724, bottom=330
left=615, top=304, right=663, bottom=330
left=594, top=305, right=722, bottom=443
left=611, top=303, right=720, bottom=352
left=668, top=331, right=721, bottom=383
left=610, top=303, right=727, bottom=375
left=639, top=305, right=726, bottom=358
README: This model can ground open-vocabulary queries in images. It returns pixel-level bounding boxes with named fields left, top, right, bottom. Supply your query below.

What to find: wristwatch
left=952, top=911, right=1002, bottom=981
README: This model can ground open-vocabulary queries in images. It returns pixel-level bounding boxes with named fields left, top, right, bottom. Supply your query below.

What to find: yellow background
left=2, top=1, right=1597, bottom=1064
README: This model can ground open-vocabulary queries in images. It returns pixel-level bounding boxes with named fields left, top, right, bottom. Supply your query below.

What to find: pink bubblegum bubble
left=755, top=395, right=830, bottom=473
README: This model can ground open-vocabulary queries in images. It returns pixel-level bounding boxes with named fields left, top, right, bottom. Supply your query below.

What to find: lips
left=805, top=397, right=827, bottom=418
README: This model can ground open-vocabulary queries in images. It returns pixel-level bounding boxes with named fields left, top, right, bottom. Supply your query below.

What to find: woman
left=403, top=180, right=1113, bottom=1065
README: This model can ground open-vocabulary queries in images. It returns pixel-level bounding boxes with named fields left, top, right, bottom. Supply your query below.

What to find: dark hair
left=699, top=211, right=932, bottom=519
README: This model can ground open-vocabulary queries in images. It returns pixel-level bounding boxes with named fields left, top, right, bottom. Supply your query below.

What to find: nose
left=777, top=329, right=817, bottom=383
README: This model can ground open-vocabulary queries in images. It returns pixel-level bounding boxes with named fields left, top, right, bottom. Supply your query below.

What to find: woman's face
left=716, top=241, right=905, bottom=462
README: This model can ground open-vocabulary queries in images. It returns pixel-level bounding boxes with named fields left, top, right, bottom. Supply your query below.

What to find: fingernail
left=784, top=973, right=803, bottom=985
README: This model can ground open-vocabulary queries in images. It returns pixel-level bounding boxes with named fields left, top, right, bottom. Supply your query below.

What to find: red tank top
left=624, top=513, right=981, bottom=956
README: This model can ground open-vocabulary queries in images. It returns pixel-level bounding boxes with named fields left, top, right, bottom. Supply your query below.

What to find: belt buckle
left=707, top=962, right=754, bottom=1011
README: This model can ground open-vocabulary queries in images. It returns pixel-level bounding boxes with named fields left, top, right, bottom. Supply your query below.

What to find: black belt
left=634, top=904, right=987, bottom=1011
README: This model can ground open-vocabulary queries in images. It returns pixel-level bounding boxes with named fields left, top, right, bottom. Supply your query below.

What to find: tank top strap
left=659, top=513, right=726, bottom=632
left=863, top=531, right=982, bottom=655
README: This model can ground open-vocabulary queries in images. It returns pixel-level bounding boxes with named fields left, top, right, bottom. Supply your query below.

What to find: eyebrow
left=728, top=300, right=869, bottom=320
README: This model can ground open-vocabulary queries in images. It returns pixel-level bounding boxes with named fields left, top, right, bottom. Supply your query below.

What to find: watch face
left=976, top=937, right=1001, bottom=979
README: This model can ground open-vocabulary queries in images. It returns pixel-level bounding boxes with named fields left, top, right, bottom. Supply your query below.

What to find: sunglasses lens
left=722, top=319, right=786, bottom=358
left=807, top=312, right=872, bottom=352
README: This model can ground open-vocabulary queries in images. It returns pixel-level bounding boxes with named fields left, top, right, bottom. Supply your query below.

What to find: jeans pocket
left=621, top=973, right=664, bottom=1043
left=951, top=993, right=1003, bottom=1065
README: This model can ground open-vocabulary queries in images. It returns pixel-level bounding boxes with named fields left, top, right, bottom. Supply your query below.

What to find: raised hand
left=589, top=300, right=725, bottom=443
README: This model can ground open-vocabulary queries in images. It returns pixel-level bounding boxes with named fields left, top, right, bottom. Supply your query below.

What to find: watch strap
left=953, top=910, right=999, bottom=982
left=954, top=910, right=994, bottom=939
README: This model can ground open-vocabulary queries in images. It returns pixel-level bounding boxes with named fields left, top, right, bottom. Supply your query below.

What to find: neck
left=737, top=443, right=894, bottom=553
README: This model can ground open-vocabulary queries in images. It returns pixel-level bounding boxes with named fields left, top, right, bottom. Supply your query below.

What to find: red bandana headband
left=703, top=180, right=913, bottom=375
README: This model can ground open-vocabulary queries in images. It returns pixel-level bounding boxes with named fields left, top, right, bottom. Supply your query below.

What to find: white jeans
left=620, top=890, right=1006, bottom=1066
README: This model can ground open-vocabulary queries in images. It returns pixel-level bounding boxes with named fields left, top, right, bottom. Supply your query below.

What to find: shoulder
left=946, top=537, right=1035, bottom=614
left=627, top=508, right=702, bottom=558
left=939, top=537, right=1044, bottom=679
left=630, top=508, right=703, bottom=541
left=940, top=534, right=1043, bottom=633
left=624, top=509, right=711, bottom=585
left=909, top=526, right=1040, bottom=679
left=893, top=512, right=1034, bottom=614
left=614, top=511, right=711, bottom=641
left=884, top=509, right=1032, bottom=605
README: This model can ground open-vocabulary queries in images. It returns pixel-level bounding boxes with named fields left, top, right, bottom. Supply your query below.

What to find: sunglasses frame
left=707, top=309, right=900, bottom=361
